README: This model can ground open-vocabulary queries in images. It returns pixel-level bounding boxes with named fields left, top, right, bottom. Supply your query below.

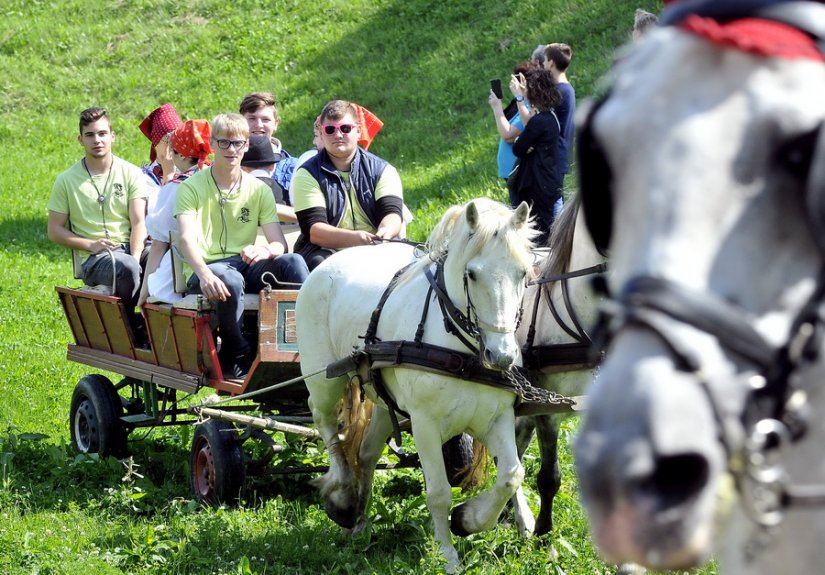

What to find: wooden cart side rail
left=67, top=345, right=203, bottom=395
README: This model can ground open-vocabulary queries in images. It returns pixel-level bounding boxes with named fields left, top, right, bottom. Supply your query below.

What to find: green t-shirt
left=175, top=167, right=278, bottom=262
left=47, top=156, right=150, bottom=244
left=292, top=164, right=403, bottom=232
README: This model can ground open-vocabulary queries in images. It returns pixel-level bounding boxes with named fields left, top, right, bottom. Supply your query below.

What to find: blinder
left=577, top=96, right=614, bottom=256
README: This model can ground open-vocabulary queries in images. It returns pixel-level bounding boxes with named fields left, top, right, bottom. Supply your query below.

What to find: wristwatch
left=515, top=95, right=525, bottom=102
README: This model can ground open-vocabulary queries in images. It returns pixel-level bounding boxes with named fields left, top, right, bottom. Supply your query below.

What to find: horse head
left=416, top=198, right=537, bottom=370
left=575, top=4, right=825, bottom=572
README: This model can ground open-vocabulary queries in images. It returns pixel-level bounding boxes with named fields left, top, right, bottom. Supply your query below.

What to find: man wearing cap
left=292, top=99, right=404, bottom=271
left=176, top=112, right=309, bottom=381
left=241, top=135, right=297, bottom=223
left=47, top=107, right=150, bottom=331
left=239, top=92, right=299, bottom=193
left=139, top=103, right=183, bottom=193
left=138, top=119, right=213, bottom=305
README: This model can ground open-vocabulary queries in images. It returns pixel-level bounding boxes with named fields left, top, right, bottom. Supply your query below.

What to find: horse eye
left=466, top=269, right=476, bottom=281
left=776, top=128, right=818, bottom=179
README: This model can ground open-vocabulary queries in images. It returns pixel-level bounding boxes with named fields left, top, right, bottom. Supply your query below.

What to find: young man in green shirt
left=175, top=113, right=309, bottom=380
left=47, top=107, right=149, bottom=317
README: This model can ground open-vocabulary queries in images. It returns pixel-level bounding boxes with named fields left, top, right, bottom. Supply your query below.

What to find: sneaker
left=220, top=351, right=253, bottom=382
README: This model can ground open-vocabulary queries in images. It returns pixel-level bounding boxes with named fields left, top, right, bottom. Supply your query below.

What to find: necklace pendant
left=97, top=195, right=106, bottom=205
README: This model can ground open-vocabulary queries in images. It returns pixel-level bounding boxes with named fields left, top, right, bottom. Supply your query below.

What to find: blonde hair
left=210, top=112, right=249, bottom=140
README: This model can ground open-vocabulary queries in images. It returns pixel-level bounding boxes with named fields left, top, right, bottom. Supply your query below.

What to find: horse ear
left=512, top=201, right=530, bottom=228
left=466, top=200, right=479, bottom=231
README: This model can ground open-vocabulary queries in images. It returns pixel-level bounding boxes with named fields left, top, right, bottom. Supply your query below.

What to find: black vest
left=302, top=147, right=388, bottom=228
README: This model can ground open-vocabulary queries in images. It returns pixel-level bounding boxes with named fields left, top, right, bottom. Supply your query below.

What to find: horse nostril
left=638, top=453, right=709, bottom=510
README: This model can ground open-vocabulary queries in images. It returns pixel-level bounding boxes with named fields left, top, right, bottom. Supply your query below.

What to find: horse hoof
left=324, top=499, right=358, bottom=529
left=616, top=563, right=647, bottom=575
left=450, top=505, right=471, bottom=537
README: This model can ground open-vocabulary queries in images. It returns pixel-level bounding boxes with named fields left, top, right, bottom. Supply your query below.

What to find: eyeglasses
left=214, top=138, right=247, bottom=150
left=322, top=123, right=358, bottom=135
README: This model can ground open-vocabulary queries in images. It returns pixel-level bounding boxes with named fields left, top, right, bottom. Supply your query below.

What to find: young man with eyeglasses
left=47, top=107, right=150, bottom=327
left=292, top=100, right=404, bottom=270
left=175, top=113, right=309, bottom=381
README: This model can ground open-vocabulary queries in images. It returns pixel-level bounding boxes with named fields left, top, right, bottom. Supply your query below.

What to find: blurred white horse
left=297, top=198, right=537, bottom=572
left=575, top=3, right=825, bottom=573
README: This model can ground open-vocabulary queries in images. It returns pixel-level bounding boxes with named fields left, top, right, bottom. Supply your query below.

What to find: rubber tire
left=190, top=420, right=245, bottom=505
left=442, top=433, right=474, bottom=488
left=69, top=374, right=126, bottom=457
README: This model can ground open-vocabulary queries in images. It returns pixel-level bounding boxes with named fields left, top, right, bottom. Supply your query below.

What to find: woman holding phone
left=509, top=68, right=563, bottom=245
left=488, top=61, right=538, bottom=197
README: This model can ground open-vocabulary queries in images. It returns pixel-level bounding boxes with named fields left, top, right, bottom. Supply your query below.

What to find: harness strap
left=522, top=342, right=595, bottom=372
left=364, top=340, right=520, bottom=392
left=425, top=266, right=480, bottom=353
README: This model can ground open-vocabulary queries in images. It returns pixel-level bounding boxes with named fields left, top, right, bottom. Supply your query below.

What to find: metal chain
left=505, top=368, right=577, bottom=406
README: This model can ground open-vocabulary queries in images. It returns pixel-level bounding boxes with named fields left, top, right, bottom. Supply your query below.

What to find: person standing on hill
left=47, top=107, right=150, bottom=334
left=544, top=43, right=576, bottom=203
left=292, top=100, right=404, bottom=271
left=510, top=68, right=563, bottom=245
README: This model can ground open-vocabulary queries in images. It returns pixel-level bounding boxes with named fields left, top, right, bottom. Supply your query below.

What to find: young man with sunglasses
left=175, top=113, right=309, bottom=381
left=47, top=107, right=150, bottom=333
left=292, top=100, right=404, bottom=270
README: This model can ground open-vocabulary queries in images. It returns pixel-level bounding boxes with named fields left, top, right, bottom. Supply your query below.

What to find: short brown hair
left=239, top=92, right=279, bottom=121
left=79, top=107, right=111, bottom=133
left=319, top=100, right=358, bottom=124
left=545, top=43, right=572, bottom=72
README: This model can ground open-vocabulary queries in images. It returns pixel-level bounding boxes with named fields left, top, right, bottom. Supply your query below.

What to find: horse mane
left=538, top=193, right=581, bottom=281
left=401, top=198, right=538, bottom=284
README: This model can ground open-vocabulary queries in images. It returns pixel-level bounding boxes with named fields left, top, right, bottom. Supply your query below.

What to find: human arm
left=512, top=115, right=542, bottom=158
left=128, top=197, right=148, bottom=260
left=276, top=204, right=298, bottom=223
left=510, top=73, right=533, bottom=127
left=137, top=239, right=169, bottom=306
left=488, top=92, right=523, bottom=143
left=177, top=212, right=230, bottom=302
left=47, top=210, right=119, bottom=253
left=155, top=134, right=177, bottom=185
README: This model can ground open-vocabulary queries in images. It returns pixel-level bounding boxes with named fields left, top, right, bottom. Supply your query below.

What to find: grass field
left=0, top=1, right=721, bottom=573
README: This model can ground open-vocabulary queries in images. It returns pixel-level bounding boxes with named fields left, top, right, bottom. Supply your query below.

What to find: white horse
left=296, top=198, right=538, bottom=572
left=574, top=3, right=825, bottom=574
left=511, top=194, right=606, bottom=541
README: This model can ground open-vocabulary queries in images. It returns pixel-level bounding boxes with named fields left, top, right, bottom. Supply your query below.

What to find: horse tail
left=458, top=438, right=490, bottom=491
left=336, top=378, right=374, bottom=475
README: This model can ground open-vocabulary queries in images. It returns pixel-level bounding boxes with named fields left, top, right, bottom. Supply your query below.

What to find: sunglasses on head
left=322, top=123, right=358, bottom=135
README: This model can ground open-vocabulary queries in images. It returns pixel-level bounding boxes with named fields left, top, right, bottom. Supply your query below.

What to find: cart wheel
left=69, top=374, right=126, bottom=457
left=190, top=420, right=245, bottom=505
left=443, top=433, right=474, bottom=488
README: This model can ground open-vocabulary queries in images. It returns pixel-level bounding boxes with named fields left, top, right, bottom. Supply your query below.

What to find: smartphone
left=490, top=78, right=503, bottom=99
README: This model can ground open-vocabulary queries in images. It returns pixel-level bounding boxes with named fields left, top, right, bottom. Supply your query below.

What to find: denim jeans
left=186, top=254, right=309, bottom=357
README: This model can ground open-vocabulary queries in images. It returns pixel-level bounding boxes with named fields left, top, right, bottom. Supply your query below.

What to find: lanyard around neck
left=83, top=158, right=114, bottom=240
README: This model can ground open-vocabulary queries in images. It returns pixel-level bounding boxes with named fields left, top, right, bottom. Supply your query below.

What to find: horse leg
left=510, top=415, right=537, bottom=536
left=451, top=411, right=525, bottom=537
left=352, top=405, right=393, bottom=534
left=410, top=416, right=461, bottom=573
left=306, top=376, right=359, bottom=529
left=534, top=414, right=562, bottom=537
